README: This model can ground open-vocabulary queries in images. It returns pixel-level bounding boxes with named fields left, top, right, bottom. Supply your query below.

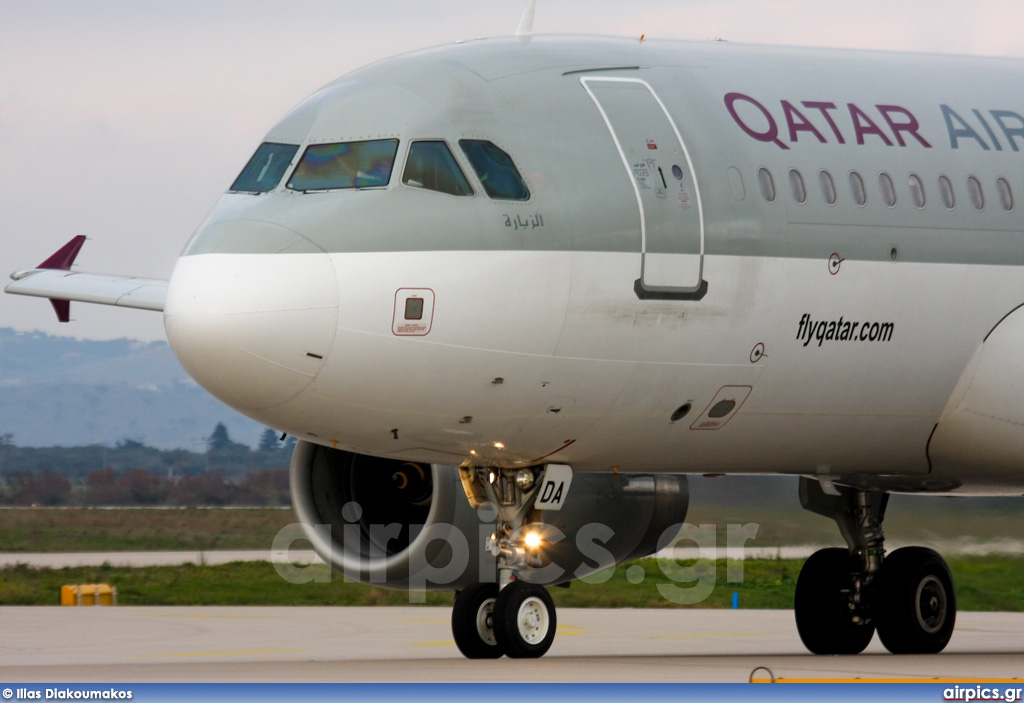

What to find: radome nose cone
left=164, top=230, right=338, bottom=413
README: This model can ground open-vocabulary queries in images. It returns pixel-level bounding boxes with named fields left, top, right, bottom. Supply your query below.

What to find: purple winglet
left=50, top=299, right=72, bottom=323
left=39, top=235, right=86, bottom=270
left=38, top=235, right=87, bottom=323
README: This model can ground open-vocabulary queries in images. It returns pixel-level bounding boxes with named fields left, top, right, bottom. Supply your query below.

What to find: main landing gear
left=795, top=477, right=956, bottom=655
left=450, top=466, right=559, bottom=659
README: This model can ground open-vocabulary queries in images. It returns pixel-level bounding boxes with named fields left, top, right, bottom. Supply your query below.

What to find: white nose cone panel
left=164, top=249, right=338, bottom=414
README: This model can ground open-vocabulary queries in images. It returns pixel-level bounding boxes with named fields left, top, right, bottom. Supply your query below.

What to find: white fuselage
left=162, top=37, right=1024, bottom=494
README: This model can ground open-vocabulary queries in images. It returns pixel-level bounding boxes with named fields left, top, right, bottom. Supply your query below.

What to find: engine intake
left=290, top=440, right=690, bottom=590
left=290, top=440, right=491, bottom=591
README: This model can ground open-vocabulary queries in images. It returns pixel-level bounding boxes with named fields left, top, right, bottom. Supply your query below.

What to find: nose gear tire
left=452, top=583, right=503, bottom=659
left=493, top=581, right=557, bottom=659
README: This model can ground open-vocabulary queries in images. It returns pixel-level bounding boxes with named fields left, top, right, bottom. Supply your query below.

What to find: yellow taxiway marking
left=137, top=648, right=304, bottom=659
left=397, top=617, right=584, bottom=628
left=396, top=618, right=449, bottom=623
left=654, top=631, right=771, bottom=639
left=753, top=678, right=1024, bottom=684
left=416, top=625, right=585, bottom=647
left=135, top=614, right=275, bottom=620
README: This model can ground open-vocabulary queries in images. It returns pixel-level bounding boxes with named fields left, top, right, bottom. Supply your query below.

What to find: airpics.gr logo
left=943, top=685, right=1024, bottom=702
left=797, top=313, right=895, bottom=348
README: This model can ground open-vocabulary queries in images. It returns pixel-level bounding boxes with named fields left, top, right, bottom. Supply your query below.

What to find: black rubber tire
left=493, top=581, right=557, bottom=659
left=795, top=548, right=875, bottom=655
left=451, top=583, right=503, bottom=659
left=876, top=546, right=956, bottom=654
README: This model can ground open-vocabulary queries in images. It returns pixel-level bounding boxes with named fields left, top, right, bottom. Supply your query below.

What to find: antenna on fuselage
left=515, top=0, right=536, bottom=36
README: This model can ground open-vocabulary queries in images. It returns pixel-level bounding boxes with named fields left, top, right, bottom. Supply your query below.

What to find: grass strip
left=0, top=508, right=292, bottom=552
left=1, top=556, right=1020, bottom=611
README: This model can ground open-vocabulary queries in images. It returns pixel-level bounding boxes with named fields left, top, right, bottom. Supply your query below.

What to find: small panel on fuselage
left=392, top=288, right=435, bottom=336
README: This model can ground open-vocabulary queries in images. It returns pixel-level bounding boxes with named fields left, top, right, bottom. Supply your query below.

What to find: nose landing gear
left=450, top=465, right=560, bottom=659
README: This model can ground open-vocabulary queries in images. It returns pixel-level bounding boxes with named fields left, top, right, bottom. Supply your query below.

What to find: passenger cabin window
left=967, top=176, right=985, bottom=211
left=938, top=175, right=955, bottom=209
left=757, top=168, right=776, bottom=203
left=287, top=139, right=399, bottom=191
left=908, top=174, right=926, bottom=209
left=230, top=142, right=299, bottom=193
left=459, top=140, right=530, bottom=200
left=879, top=172, right=896, bottom=207
left=849, top=171, right=867, bottom=206
left=789, top=169, right=806, bottom=205
left=402, top=141, right=473, bottom=196
left=818, top=170, right=837, bottom=206
left=997, top=177, right=1014, bottom=212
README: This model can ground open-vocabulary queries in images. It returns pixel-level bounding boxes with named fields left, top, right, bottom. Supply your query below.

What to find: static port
left=670, top=403, right=692, bottom=422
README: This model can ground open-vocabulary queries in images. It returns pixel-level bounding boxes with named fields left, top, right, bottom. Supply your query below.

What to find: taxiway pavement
left=1, top=606, right=1022, bottom=683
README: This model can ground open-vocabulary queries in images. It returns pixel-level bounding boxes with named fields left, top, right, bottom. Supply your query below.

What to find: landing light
left=524, top=531, right=543, bottom=550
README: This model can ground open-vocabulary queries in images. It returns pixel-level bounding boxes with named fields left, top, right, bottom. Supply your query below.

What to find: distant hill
left=0, top=328, right=266, bottom=449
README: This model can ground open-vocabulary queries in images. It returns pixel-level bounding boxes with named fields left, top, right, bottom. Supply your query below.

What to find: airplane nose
left=163, top=221, right=338, bottom=413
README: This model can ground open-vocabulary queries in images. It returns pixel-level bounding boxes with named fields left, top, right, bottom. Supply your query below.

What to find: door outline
left=580, top=76, right=706, bottom=298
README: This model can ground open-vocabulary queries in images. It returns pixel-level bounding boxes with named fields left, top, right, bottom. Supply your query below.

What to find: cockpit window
left=230, top=142, right=299, bottom=194
left=287, top=139, right=399, bottom=191
left=458, top=140, right=530, bottom=201
left=402, top=141, right=473, bottom=196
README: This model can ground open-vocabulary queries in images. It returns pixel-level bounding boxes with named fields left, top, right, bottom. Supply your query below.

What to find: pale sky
left=3, top=0, right=1023, bottom=342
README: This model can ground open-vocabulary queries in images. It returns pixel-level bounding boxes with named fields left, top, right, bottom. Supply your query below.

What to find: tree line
left=0, top=425, right=294, bottom=507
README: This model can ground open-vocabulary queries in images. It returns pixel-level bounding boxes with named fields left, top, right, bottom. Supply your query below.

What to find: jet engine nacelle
left=516, top=473, right=690, bottom=585
left=929, top=304, right=1024, bottom=490
left=290, top=440, right=689, bottom=590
